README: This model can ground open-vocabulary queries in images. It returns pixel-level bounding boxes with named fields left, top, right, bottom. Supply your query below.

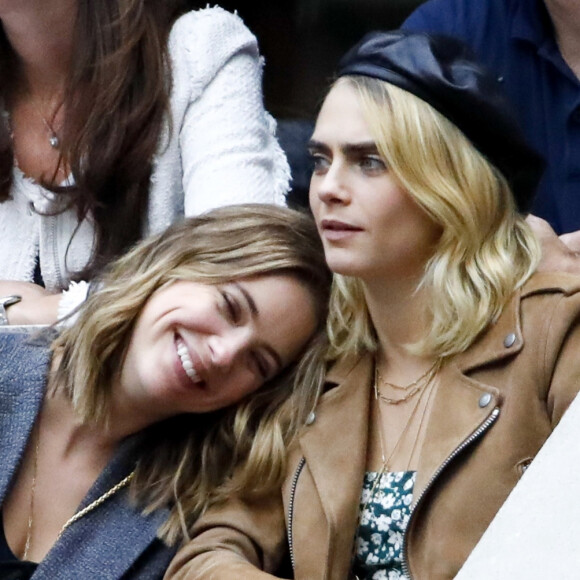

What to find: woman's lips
left=320, top=219, right=363, bottom=241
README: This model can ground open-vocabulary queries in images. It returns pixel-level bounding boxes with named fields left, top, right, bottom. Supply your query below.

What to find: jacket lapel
left=414, top=363, right=501, bottom=497
left=0, top=331, right=49, bottom=504
left=454, top=287, right=523, bottom=374
left=411, top=283, right=528, bottom=494
left=38, top=434, right=172, bottom=579
left=298, top=355, right=373, bottom=578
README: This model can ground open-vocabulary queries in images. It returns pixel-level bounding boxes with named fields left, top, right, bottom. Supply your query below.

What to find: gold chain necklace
left=374, top=360, right=438, bottom=405
left=352, top=360, right=439, bottom=580
left=359, top=364, right=433, bottom=522
left=376, top=360, right=438, bottom=391
left=367, top=359, right=440, bottom=509
left=22, top=426, right=135, bottom=561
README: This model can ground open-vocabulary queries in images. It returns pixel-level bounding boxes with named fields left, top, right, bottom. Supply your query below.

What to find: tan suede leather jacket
left=166, top=273, right=580, bottom=580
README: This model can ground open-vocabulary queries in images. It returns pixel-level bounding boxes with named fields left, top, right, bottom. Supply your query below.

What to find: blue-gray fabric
left=0, top=329, right=176, bottom=579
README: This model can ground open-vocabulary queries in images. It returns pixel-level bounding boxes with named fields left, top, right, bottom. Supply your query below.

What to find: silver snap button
left=305, top=412, right=316, bottom=426
left=503, top=333, right=516, bottom=348
left=479, top=393, right=492, bottom=408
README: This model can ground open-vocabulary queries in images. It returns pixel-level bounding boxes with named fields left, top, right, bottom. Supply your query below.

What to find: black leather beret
left=337, top=30, right=545, bottom=212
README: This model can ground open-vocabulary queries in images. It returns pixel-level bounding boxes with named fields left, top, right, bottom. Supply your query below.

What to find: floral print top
left=351, top=470, right=416, bottom=580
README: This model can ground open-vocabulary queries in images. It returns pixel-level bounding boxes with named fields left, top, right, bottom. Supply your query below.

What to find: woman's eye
left=310, top=153, right=330, bottom=174
left=221, top=291, right=241, bottom=324
left=252, top=351, right=270, bottom=380
left=360, top=156, right=386, bottom=172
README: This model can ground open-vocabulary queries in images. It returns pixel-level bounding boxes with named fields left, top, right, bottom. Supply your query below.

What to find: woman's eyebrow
left=307, top=139, right=329, bottom=153
left=308, top=138, right=379, bottom=156
left=342, top=142, right=380, bottom=156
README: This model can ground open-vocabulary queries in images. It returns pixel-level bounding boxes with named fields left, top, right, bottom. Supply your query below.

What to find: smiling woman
left=120, top=275, right=316, bottom=418
left=0, top=204, right=330, bottom=579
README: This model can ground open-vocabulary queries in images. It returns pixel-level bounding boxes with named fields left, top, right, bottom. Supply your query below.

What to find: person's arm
left=558, top=229, right=580, bottom=254
left=0, top=281, right=58, bottom=325
left=0, top=280, right=89, bottom=326
left=165, top=490, right=287, bottom=580
left=175, top=8, right=290, bottom=215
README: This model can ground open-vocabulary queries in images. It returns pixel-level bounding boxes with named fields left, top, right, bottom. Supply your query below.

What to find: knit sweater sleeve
left=169, top=7, right=290, bottom=214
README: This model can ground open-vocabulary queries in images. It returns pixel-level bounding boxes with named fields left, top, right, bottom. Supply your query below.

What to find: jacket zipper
left=287, top=456, right=306, bottom=572
left=401, top=407, right=500, bottom=579
left=48, top=216, right=65, bottom=289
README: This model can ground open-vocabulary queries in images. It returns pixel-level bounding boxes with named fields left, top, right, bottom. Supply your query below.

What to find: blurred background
left=190, top=0, right=425, bottom=205
left=211, top=0, right=424, bottom=117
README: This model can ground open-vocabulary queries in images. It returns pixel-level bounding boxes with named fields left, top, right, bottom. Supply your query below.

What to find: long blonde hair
left=51, top=204, right=331, bottom=543
left=327, top=76, right=540, bottom=360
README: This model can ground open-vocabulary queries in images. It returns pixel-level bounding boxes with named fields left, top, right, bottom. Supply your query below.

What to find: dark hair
left=0, top=0, right=189, bottom=280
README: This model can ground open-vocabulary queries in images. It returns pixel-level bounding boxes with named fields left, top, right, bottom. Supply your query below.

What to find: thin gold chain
left=352, top=363, right=435, bottom=579
left=22, top=429, right=39, bottom=561
left=375, top=359, right=438, bottom=391
left=56, top=471, right=135, bottom=539
left=359, top=364, right=431, bottom=525
left=374, top=361, right=438, bottom=405
left=22, top=421, right=135, bottom=561
left=352, top=360, right=440, bottom=579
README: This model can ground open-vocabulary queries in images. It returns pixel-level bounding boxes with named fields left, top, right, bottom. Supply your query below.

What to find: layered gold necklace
left=374, top=359, right=438, bottom=405
left=362, top=358, right=440, bottom=514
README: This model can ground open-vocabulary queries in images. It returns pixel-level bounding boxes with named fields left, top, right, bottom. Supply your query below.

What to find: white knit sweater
left=0, top=7, right=290, bottom=292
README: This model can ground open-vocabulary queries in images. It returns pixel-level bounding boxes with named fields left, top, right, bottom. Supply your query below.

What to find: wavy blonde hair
left=327, top=76, right=540, bottom=360
left=51, top=204, right=331, bottom=544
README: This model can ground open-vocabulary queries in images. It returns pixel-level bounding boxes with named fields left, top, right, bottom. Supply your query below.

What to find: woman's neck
left=42, top=385, right=126, bottom=460
left=44, top=389, right=164, bottom=458
left=363, top=274, right=433, bottom=373
left=1, top=0, right=77, bottom=97
left=42, top=357, right=151, bottom=459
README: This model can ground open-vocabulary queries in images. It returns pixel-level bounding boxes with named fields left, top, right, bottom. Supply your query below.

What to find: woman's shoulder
left=517, top=271, right=580, bottom=340
left=520, top=271, right=580, bottom=300
left=0, top=329, right=52, bottom=402
left=168, top=6, right=259, bottom=61
left=0, top=327, right=53, bottom=357
left=166, top=6, right=260, bottom=92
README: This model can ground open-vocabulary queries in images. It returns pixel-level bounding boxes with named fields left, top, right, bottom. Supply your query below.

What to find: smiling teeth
left=176, top=341, right=201, bottom=383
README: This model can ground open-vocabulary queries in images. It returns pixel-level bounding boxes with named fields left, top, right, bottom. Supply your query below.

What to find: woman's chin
left=325, top=256, right=370, bottom=278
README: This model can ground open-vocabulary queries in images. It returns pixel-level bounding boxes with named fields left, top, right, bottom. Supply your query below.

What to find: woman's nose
left=207, top=330, right=250, bottom=369
left=311, top=162, right=351, bottom=205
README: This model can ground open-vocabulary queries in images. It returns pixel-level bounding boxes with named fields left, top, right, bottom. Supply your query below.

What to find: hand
left=526, top=215, right=580, bottom=274
left=559, top=230, right=580, bottom=254
left=0, top=281, right=61, bottom=325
